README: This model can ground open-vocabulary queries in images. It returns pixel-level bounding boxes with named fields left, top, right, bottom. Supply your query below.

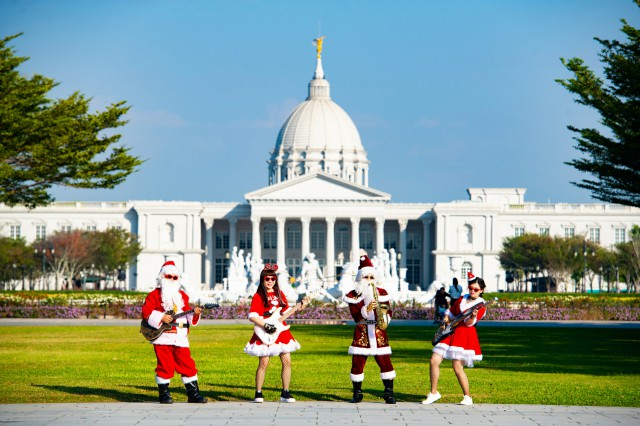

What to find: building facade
left=1, top=48, right=638, bottom=293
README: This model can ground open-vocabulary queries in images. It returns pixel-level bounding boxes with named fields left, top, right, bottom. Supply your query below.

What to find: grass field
left=1, top=324, right=639, bottom=406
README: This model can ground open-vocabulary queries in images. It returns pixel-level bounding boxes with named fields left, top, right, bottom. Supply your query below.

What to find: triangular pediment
left=245, top=172, right=390, bottom=203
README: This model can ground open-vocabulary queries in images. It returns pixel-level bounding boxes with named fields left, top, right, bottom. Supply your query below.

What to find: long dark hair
left=256, top=264, right=284, bottom=308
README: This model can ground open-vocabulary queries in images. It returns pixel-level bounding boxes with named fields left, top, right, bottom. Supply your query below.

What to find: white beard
left=160, top=279, right=184, bottom=312
left=354, top=280, right=375, bottom=303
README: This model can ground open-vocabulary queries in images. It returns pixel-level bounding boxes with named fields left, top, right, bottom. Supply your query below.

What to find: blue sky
left=2, top=0, right=638, bottom=204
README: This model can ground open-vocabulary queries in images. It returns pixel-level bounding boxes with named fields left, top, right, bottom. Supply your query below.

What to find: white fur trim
left=433, top=343, right=482, bottom=368
left=155, top=376, right=170, bottom=385
left=147, top=310, right=164, bottom=328
left=181, top=375, right=198, bottom=384
left=343, top=294, right=365, bottom=304
left=356, top=267, right=377, bottom=282
left=380, top=370, right=396, bottom=380
left=350, top=373, right=364, bottom=382
left=348, top=346, right=392, bottom=356
left=248, top=312, right=260, bottom=319
left=243, top=340, right=301, bottom=357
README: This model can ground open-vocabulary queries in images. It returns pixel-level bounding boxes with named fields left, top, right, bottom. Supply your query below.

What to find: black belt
left=357, top=320, right=377, bottom=325
left=169, top=323, right=189, bottom=329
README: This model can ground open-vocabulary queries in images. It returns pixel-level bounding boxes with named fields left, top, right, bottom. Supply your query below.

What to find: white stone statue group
left=194, top=247, right=441, bottom=306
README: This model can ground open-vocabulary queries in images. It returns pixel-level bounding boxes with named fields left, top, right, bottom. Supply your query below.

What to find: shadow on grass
left=33, top=384, right=156, bottom=402
left=206, top=383, right=343, bottom=401
left=294, top=325, right=640, bottom=376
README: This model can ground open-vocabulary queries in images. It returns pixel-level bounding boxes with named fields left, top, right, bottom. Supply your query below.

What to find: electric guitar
left=432, top=297, right=497, bottom=345
left=140, top=303, right=219, bottom=342
left=253, top=290, right=321, bottom=345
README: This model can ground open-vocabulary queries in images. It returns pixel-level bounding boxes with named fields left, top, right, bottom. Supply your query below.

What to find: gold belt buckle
left=178, top=323, right=184, bottom=329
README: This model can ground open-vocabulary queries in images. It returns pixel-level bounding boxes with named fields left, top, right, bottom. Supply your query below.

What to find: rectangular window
left=215, top=232, right=229, bottom=249
left=589, top=227, right=601, bottom=244
left=86, top=225, right=97, bottom=232
left=35, top=225, right=46, bottom=241
left=359, top=229, right=374, bottom=250
left=287, top=228, right=301, bottom=249
left=311, top=228, right=325, bottom=250
left=10, top=225, right=21, bottom=239
left=406, top=259, right=421, bottom=284
left=263, top=229, right=277, bottom=250
left=614, top=228, right=626, bottom=244
left=384, top=231, right=398, bottom=250
left=286, top=258, right=301, bottom=279
left=214, top=258, right=229, bottom=284
left=335, top=226, right=349, bottom=251
left=239, top=232, right=252, bottom=249
left=60, top=225, right=72, bottom=233
left=539, top=227, right=550, bottom=237
left=564, top=227, right=575, bottom=238
left=407, top=232, right=422, bottom=250
left=514, top=227, right=525, bottom=237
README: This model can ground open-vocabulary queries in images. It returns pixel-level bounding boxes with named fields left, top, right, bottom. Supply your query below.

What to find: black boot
left=185, top=380, right=208, bottom=403
left=349, top=381, right=364, bottom=403
left=158, top=383, right=173, bottom=404
left=382, top=379, right=396, bottom=404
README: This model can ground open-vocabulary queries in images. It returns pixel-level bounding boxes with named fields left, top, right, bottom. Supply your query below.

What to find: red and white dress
left=243, top=290, right=301, bottom=357
left=433, top=295, right=486, bottom=368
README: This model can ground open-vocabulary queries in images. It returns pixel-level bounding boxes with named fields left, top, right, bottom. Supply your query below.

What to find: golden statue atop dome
left=313, top=36, right=325, bottom=59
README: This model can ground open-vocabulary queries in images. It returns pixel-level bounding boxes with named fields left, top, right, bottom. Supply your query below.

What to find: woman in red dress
left=422, top=273, right=487, bottom=406
left=244, top=263, right=308, bottom=403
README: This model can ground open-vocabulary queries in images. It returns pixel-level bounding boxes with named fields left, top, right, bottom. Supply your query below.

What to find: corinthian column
left=251, top=216, right=261, bottom=261
left=301, top=217, right=311, bottom=258
left=276, top=217, right=286, bottom=266
left=203, top=218, right=214, bottom=289
left=375, top=217, right=385, bottom=257
left=326, top=217, right=335, bottom=283
left=350, top=217, right=360, bottom=262
left=398, top=219, right=408, bottom=269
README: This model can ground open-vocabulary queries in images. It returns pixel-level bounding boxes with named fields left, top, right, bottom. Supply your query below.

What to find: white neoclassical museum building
left=1, top=48, right=639, bottom=294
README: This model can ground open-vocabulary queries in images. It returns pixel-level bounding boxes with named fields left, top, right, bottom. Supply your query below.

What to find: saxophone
left=370, top=282, right=389, bottom=330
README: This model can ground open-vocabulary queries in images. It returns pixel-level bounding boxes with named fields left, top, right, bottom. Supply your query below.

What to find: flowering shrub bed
left=1, top=291, right=639, bottom=321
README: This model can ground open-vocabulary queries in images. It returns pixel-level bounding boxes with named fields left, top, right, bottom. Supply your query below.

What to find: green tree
left=556, top=1, right=640, bottom=207
left=0, top=237, right=36, bottom=290
left=0, top=34, right=143, bottom=208
left=89, top=228, right=142, bottom=289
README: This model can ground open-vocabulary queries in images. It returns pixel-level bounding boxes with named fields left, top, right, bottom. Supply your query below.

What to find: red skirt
left=433, top=324, right=482, bottom=367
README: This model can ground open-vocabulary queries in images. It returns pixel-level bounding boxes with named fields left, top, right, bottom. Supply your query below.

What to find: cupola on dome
left=268, top=37, right=370, bottom=186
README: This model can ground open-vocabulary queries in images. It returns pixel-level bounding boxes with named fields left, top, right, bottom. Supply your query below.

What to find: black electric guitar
left=140, top=303, right=219, bottom=341
left=432, top=297, right=497, bottom=345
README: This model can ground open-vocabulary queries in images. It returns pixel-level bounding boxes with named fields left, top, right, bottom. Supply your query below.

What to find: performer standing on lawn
left=344, top=254, right=396, bottom=404
left=141, top=260, right=207, bottom=404
left=244, top=263, right=309, bottom=403
left=423, top=272, right=487, bottom=406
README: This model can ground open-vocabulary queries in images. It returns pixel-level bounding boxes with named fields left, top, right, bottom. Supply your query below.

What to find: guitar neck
left=278, top=305, right=300, bottom=322
left=172, top=308, right=196, bottom=320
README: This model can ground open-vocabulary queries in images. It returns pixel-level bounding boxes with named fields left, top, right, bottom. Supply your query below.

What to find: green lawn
left=1, top=324, right=638, bottom=406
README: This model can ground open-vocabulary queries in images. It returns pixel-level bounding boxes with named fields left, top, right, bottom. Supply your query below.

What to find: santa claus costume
left=244, top=264, right=307, bottom=403
left=141, top=260, right=207, bottom=404
left=343, top=254, right=396, bottom=404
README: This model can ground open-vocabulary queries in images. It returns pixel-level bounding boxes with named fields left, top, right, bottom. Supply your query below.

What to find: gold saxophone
left=370, top=282, right=389, bottom=330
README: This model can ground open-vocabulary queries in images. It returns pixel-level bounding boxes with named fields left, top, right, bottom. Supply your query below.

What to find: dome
left=268, top=41, right=369, bottom=186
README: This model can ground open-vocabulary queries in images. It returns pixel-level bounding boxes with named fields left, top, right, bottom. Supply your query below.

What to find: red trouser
left=154, top=345, right=198, bottom=379
left=351, top=354, right=394, bottom=375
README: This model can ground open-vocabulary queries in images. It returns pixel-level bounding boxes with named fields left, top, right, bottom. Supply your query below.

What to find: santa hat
left=355, top=254, right=377, bottom=282
left=467, top=271, right=478, bottom=284
left=156, top=260, right=180, bottom=287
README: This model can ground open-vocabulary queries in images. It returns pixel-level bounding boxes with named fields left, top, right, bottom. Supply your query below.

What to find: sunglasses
left=362, top=275, right=375, bottom=279
left=164, top=274, right=179, bottom=281
left=264, top=276, right=277, bottom=282
left=468, top=287, right=482, bottom=292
